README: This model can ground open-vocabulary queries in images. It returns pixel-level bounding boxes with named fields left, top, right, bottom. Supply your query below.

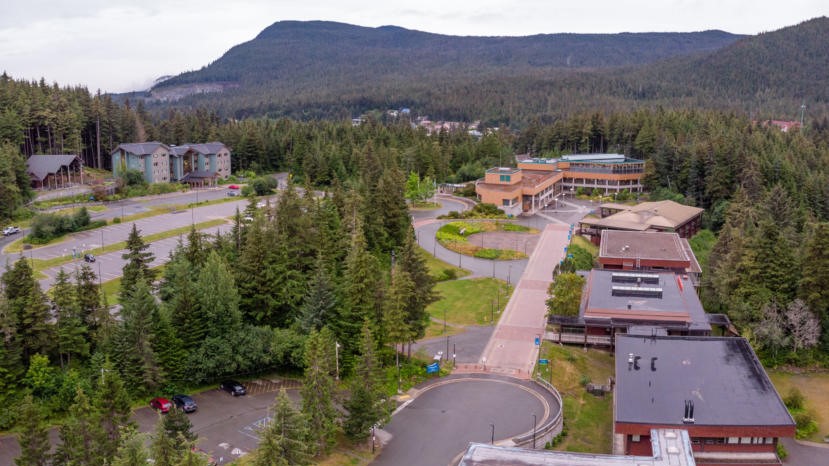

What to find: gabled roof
left=587, top=200, right=702, bottom=231
left=180, top=170, right=218, bottom=181
left=112, top=142, right=169, bottom=156
left=27, top=154, right=82, bottom=181
left=180, top=142, right=227, bottom=155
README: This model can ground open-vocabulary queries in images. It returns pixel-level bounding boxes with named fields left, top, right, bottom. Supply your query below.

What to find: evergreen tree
left=53, top=268, right=90, bottom=367
left=160, top=256, right=205, bottom=351
left=798, top=222, right=829, bottom=351
left=194, top=251, right=242, bottom=337
left=150, top=409, right=196, bottom=466
left=152, top=305, right=187, bottom=386
left=383, top=268, right=414, bottom=351
left=2, top=257, right=52, bottom=363
left=14, top=395, right=50, bottom=466
left=53, top=387, right=106, bottom=466
left=344, top=322, right=389, bottom=441
left=75, top=263, right=107, bottom=344
left=297, top=255, right=338, bottom=332
left=111, top=430, right=149, bottom=466
left=0, top=291, right=23, bottom=397
left=336, top=221, right=379, bottom=359
left=253, top=389, right=311, bottom=466
left=396, top=227, right=437, bottom=341
left=301, top=328, right=338, bottom=457
left=120, top=223, right=156, bottom=299
left=94, top=359, right=133, bottom=461
left=113, top=281, right=163, bottom=392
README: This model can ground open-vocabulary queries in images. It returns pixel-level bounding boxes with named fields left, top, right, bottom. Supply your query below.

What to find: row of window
left=501, top=197, right=518, bottom=206
left=632, top=436, right=774, bottom=445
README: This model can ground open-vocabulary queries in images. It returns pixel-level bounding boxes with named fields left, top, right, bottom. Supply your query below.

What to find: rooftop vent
left=611, top=272, right=660, bottom=285
left=612, top=285, right=663, bottom=299
left=682, top=400, right=695, bottom=424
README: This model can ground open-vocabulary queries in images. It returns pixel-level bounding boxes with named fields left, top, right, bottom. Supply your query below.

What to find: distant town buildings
left=111, top=142, right=231, bottom=185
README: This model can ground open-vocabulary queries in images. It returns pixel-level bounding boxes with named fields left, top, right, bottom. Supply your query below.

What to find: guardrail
left=510, top=376, right=564, bottom=449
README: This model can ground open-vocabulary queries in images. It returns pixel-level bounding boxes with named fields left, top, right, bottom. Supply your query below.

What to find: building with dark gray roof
left=614, top=335, right=794, bottom=464
left=111, top=141, right=230, bottom=184
left=27, top=154, right=83, bottom=189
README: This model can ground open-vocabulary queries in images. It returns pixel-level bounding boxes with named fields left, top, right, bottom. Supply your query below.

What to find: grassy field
left=436, top=221, right=537, bottom=259
left=768, top=370, right=829, bottom=441
left=536, top=343, right=614, bottom=453
left=427, top=278, right=512, bottom=327
left=418, top=247, right=470, bottom=281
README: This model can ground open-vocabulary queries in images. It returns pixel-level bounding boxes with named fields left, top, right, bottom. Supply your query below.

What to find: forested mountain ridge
left=139, top=18, right=829, bottom=124
left=156, top=20, right=742, bottom=88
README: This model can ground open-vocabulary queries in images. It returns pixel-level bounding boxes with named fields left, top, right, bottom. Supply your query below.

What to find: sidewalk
left=479, top=223, right=571, bottom=378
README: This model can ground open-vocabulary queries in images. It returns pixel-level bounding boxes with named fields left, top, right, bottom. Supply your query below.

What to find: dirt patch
left=469, top=231, right=539, bottom=256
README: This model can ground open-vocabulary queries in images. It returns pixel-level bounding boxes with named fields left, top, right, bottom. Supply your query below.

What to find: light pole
left=335, top=342, right=341, bottom=381
left=508, top=265, right=512, bottom=285
left=532, top=413, right=537, bottom=448
left=446, top=336, right=449, bottom=364
left=489, top=423, right=495, bottom=444
left=443, top=308, right=447, bottom=335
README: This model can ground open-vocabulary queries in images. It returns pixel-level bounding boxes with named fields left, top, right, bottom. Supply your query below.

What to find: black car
left=83, top=253, right=95, bottom=263
left=171, top=394, right=197, bottom=413
left=219, top=380, right=246, bottom=396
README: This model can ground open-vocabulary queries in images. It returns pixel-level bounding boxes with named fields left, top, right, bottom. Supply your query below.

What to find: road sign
left=538, top=359, right=549, bottom=365
left=426, top=362, right=440, bottom=374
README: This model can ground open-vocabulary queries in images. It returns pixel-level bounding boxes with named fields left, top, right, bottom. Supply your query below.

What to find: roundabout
left=372, top=374, right=562, bottom=466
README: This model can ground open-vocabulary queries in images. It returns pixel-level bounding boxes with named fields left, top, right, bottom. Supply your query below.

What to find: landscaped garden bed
left=436, top=220, right=538, bottom=259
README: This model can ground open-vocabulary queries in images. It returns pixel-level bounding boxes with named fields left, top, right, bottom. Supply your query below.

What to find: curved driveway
left=374, top=374, right=560, bottom=466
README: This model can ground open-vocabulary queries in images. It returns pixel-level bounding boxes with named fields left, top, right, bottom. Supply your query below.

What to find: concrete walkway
left=479, top=223, right=572, bottom=378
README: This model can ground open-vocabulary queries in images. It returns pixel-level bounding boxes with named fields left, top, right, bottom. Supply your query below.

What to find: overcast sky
left=1, top=0, right=827, bottom=93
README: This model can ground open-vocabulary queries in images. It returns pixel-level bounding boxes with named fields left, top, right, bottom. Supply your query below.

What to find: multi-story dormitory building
left=110, top=142, right=231, bottom=185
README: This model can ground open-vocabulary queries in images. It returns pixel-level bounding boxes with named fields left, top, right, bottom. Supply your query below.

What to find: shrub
left=112, top=217, right=121, bottom=224
left=474, top=249, right=500, bottom=260
left=794, top=412, right=818, bottom=439
left=579, top=374, right=591, bottom=387
left=251, top=176, right=278, bottom=195
left=784, top=388, right=805, bottom=410
left=776, top=442, right=787, bottom=460
left=121, top=169, right=147, bottom=187
left=28, top=207, right=96, bottom=243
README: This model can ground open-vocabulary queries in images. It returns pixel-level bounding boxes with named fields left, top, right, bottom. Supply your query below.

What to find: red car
left=228, top=184, right=240, bottom=190
left=150, top=397, right=172, bottom=413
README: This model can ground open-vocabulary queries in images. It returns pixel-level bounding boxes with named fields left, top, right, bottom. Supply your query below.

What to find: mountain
left=141, top=18, right=829, bottom=124
left=146, top=21, right=741, bottom=114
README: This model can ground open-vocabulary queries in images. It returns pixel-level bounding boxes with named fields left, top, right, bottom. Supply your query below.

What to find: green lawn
left=427, top=278, right=512, bottom=327
left=418, top=247, right=470, bottom=281
left=571, top=235, right=598, bottom=256
left=537, top=343, right=614, bottom=453
left=768, top=370, right=829, bottom=442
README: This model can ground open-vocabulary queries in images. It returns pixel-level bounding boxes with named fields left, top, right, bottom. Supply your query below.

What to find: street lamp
left=489, top=423, right=495, bottom=444
left=335, top=342, right=341, bottom=381
left=532, top=413, right=537, bottom=448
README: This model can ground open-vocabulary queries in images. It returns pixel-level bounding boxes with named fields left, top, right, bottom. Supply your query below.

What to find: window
left=499, top=174, right=511, bottom=182
left=740, top=437, right=751, bottom=444
left=502, top=198, right=511, bottom=206
left=631, top=435, right=640, bottom=442
left=727, top=437, right=739, bottom=444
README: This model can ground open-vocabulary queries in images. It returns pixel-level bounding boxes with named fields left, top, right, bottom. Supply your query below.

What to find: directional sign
left=538, top=359, right=549, bottom=365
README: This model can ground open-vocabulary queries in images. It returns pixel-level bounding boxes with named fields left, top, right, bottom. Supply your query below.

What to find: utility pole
left=800, top=102, right=806, bottom=129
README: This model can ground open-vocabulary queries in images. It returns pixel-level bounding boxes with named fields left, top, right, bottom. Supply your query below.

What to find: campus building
left=27, top=154, right=83, bottom=189
left=547, top=270, right=722, bottom=347
left=579, top=200, right=703, bottom=244
left=598, top=230, right=702, bottom=286
left=111, top=142, right=231, bottom=185
left=474, top=154, right=644, bottom=216
left=459, top=429, right=695, bottom=466
left=614, top=335, right=795, bottom=465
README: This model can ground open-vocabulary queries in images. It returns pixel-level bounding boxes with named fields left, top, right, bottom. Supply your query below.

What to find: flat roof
left=486, top=167, right=519, bottom=174
left=581, top=270, right=709, bottom=330
left=600, top=231, right=691, bottom=263
left=458, top=429, right=695, bottom=466
left=562, top=153, right=627, bottom=162
left=615, top=336, right=794, bottom=428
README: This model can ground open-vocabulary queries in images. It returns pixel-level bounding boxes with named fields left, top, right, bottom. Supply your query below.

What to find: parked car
left=150, top=397, right=172, bottom=413
left=226, top=190, right=240, bottom=197
left=219, top=380, right=246, bottom=396
left=172, top=394, right=197, bottom=413
left=2, top=226, right=20, bottom=236
left=83, top=253, right=96, bottom=263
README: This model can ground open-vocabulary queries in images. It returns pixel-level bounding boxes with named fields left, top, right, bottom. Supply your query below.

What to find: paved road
left=413, top=326, right=495, bottom=365
left=374, top=374, right=560, bottom=466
